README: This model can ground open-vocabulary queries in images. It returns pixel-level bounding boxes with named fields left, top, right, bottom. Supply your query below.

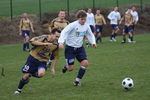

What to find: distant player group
left=14, top=6, right=139, bottom=94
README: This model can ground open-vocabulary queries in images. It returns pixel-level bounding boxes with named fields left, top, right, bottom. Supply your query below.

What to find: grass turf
left=0, top=34, right=150, bottom=100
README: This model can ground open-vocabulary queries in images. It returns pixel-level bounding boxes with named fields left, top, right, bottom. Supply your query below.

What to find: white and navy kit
left=107, top=11, right=121, bottom=30
left=58, top=21, right=96, bottom=65
left=86, top=13, right=95, bottom=32
left=131, top=10, right=139, bottom=30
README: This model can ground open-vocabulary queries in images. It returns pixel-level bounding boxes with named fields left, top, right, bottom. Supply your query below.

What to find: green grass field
left=0, top=34, right=150, bottom=100
left=0, top=0, right=150, bottom=16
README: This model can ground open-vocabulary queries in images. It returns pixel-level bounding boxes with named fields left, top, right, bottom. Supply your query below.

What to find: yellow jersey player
left=95, top=9, right=106, bottom=43
left=14, top=28, right=61, bottom=94
left=19, top=13, right=34, bottom=51
left=119, top=9, right=134, bottom=43
left=48, top=10, right=69, bottom=32
left=47, top=10, right=69, bottom=67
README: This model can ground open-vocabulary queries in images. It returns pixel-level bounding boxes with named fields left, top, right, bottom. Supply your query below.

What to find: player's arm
left=48, top=20, right=55, bottom=32
left=58, top=23, right=74, bottom=49
left=30, top=36, right=53, bottom=46
left=135, top=12, right=139, bottom=24
left=86, top=25, right=96, bottom=48
left=19, top=19, right=23, bottom=35
left=51, top=50, right=59, bottom=76
left=29, top=20, right=34, bottom=33
left=119, top=15, right=124, bottom=25
left=102, top=16, right=107, bottom=25
left=107, top=12, right=113, bottom=20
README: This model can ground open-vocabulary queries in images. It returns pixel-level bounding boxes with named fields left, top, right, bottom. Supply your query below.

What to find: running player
left=58, top=10, right=96, bottom=86
left=19, top=13, right=34, bottom=51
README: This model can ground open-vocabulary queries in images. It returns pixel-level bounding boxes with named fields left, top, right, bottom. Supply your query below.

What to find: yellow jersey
left=122, top=14, right=133, bottom=25
left=95, top=14, right=105, bottom=25
left=19, top=18, right=33, bottom=31
left=49, top=17, right=69, bottom=31
left=30, top=35, right=59, bottom=62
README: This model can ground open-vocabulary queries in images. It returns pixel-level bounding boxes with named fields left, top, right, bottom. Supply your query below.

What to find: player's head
left=76, top=10, right=87, bottom=25
left=51, top=28, right=61, bottom=41
left=22, top=13, right=28, bottom=18
left=131, top=6, right=136, bottom=11
left=96, top=10, right=101, bottom=15
left=87, top=8, right=92, bottom=13
left=126, top=9, right=131, bottom=14
left=58, top=10, right=66, bottom=20
left=114, top=7, right=119, bottom=12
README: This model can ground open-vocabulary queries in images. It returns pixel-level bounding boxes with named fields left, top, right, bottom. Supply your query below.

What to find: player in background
left=58, top=10, right=96, bottom=86
left=95, top=9, right=106, bottom=43
left=107, top=7, right=121, bottom=42
left=128, top=6, right=139, bottom=42
left=119, top=9, right=134, bottom=43
left=85, top=8, right=95, bottom=47
left=14, top=28, right=61, bottom=94
left=47, top=10, right=69, bottom=68
left=19, top=13, right=34, bottom=51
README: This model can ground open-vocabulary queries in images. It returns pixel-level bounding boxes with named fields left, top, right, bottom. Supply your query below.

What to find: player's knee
left=23, top=73, right=31, bottom=80
left=67, top=65, right=74, bottom=71
left=81, top=60, right=89, bottom=67
left=38, top=72, right=45, bottom=78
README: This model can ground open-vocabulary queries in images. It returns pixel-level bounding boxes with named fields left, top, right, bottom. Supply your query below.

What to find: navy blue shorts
left=90, top=25, right=95, bottom=33
left=22, top=55, right=47, bottom=76
left=111, top=24, right=119, bottom=30
left=131, top=25, right=135, bottom=31
left=123, top=25, right=133, bottom=33
left=22, top=30, right=30, bottom=38
left=65, top=45, right=87, bottom=65
left=96, top=25, right=103, bottom=33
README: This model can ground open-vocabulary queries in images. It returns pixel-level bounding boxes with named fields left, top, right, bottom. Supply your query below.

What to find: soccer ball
left=122, top=78, right=134, bottom=90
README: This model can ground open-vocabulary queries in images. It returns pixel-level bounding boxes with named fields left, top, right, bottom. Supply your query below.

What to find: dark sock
left=99, top=36, right=102, bottom=42
left=130, top=36, right=133, bottom=41
left=23, top=43, right=26, bottom=51
left=110, top=34, right=113, bottom=40
left=77, top=66, right=86, bottom=79
left=114, top=33, right=117, bottom=38
left=32, top=72, right=39, bottom=78
left=18, top=78, right=29, bottom=89
left=26, top=42, right=30, bottom=49
left=123, top=38, right=126, bottom=42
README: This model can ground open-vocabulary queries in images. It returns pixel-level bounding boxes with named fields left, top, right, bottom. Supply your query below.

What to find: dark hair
left=51, top=28, right=61, bottom=34
left=76, top=10, right=87, bottom=18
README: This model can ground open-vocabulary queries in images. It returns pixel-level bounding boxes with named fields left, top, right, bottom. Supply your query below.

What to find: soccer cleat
left=121, top=40, right=126, bottom=43
left=14, top=89, right=21, bottom=95
left=73, top=81, right=83, bottom=87
left=109, top=39, right=113, bottom=42
left=112, top=38, right=116, bottom=42
left=128, top=38, right=132, bottom=43
left=62, top=65, right=67, bottom=73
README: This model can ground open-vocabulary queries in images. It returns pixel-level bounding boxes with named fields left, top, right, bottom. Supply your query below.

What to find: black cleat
left=73, top=81, right=84, bottom=87
left=62, top=65, right=67, bottom=73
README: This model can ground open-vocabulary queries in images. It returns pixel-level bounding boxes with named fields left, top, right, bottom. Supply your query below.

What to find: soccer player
left=48, top=10, right=69, bottom=32
left=95, top=9, right=106, bottom=43
left=14, top=28, right=61, bottom=94
left=47, top=10, right=69, bottom=67
left=58, top=10, right=96, bottom=86
left=119, top=9, right=134, bottom=43
left=85, top=8, right=95, bottom=47
left=129, top=6, right=139, bottom=42
left=107, top=7, right=121, bottom=42
left=19, top=13, right=34, bottom=51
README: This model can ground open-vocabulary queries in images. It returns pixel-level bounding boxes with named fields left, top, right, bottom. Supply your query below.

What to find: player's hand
left=51, top=68, right=56, bottom=76
left=19, top=32, right=22, bottom=36
left=59, top=44, right=64, bottom=50
left=92, top=44, right=97, bottom=48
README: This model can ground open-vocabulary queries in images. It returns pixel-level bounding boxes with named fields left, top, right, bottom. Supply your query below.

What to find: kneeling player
left=14, top=28, right=60, bottom=94
left=119, top=9, right=134, bottom=43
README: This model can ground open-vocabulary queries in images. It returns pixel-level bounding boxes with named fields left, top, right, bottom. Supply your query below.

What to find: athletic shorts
left=111, top=24, right=119, bottom=30
left=123, top=25, right=133, bottom=33
left=89, top=25, right=95, bottom=33
left=22, top=30, right=30, bottom=38
left=65, top=45, right=87, bottom=65
left=22, top=55, right=47, bottom=76
left=95, top=25, right=103, bottom=33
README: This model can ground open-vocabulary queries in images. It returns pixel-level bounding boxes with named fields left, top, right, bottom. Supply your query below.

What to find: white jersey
left=107, top=11, right=121, bottom=25
left=58, top=21, right=96, bottom=48
left=86, top=13, right=95, bottom=26
left=131, top=10, right=139, bottom=23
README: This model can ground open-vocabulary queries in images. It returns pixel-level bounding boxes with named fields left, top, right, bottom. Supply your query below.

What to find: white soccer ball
left=122, top=78, right=134, bottom=89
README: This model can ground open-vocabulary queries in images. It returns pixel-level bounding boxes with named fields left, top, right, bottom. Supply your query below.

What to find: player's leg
left=113, top=25, right=119, bottom=41
left=74, top=46, right=88, bottom=86
left=24, top=31, right=30, bottom=51
left=37, top=67, right=46, bottom=78
left=14, top=73, right=31, bottom=94
left=46, top=54, right=54, bottom=68
left=110, top=25, right=115, bottom=41
left=121, top=26, right=127, bottom=43
left=62, top=45, right=75, bottom=73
